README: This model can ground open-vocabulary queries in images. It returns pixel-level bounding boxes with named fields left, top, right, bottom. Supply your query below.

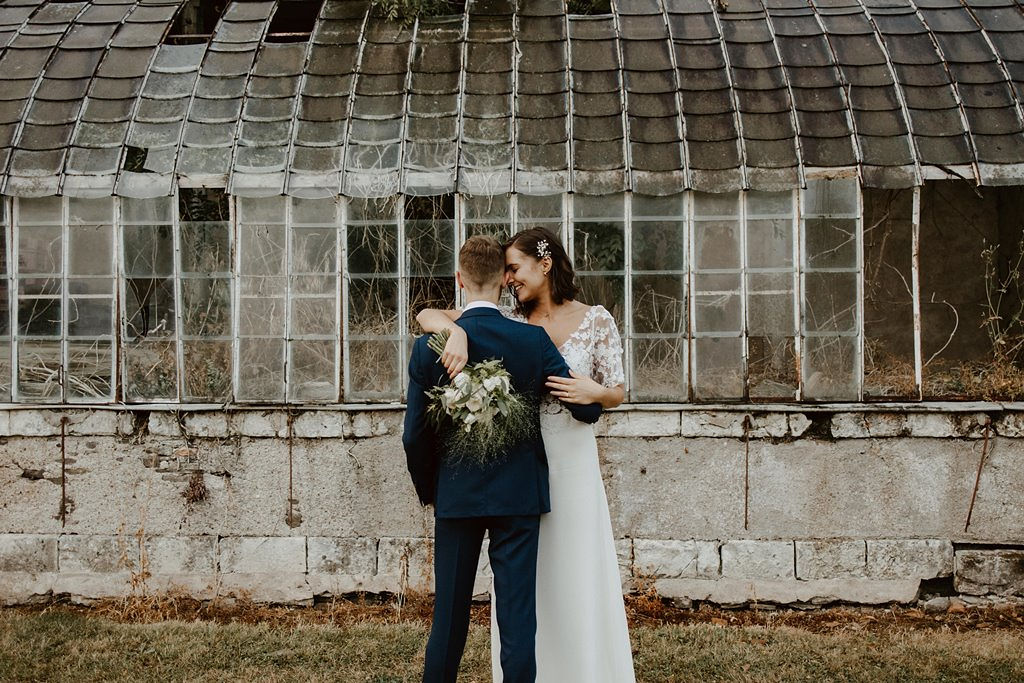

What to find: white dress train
left=491, top=305, right=636, bottom=683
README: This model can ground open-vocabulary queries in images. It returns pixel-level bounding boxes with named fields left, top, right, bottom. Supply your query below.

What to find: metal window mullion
left=172, top=188, right=185, bottom=402
left=790, top=189, right=802, bottom=402
left=230, top=195, right=241, bottom=403
left=283, top=199, right=293, bottom=402
left=739, top=192, right=749, bottom=400
left=855, top=183, right=865, bottom=401
left=60, top=198, right=70, bottom=402
left=797, top=188, right=806, bottom=400
left=109, top=198, right=121, bottom=403
left=397, top=195, right=408, bottom=396
left=3, top=197, right=12, bottom=398
left=340, top=199, right=352, bottom=401
left=564, top=192, right=573, bottom=262
left=334, top=200, right=343, bottom=402
left=623, top=192, right=632, bottom=398
left=10, top=199, right=18, bottom=401
left=911, top=185, right=922, bottom=399
left=455, top=194, right=465, bottom=309
left=686, top=191, right=696, bottom=401
left=609, top=6, right=632, bottom=191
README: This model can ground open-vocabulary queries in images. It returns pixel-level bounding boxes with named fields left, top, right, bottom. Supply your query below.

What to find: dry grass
left=2, top=598, right=1024, bottom=682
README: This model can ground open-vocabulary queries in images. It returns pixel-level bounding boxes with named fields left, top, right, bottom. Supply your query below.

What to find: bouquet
left=425, top=329, right=536, bottom=463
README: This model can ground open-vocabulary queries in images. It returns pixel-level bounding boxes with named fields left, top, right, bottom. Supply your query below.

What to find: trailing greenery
left=369, top=0, right=458, bottom=25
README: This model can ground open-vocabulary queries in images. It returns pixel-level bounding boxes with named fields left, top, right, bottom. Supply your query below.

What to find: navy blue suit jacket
left=403, top=306, right=602, bottom=518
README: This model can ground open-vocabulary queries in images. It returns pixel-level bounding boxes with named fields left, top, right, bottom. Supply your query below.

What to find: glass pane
left=746, top=218, right=793, bottom=269
left=181, top=278, right=231, bottom=336
left=803, top=335, right=858, bottom=400
left=291, top=226, right=337, bottom=274
left=124, top=224, right=174, bottom=277
left=18, top=224, right=62, bottom=274
left=68, top=297, right=113, bottom=337
left=180, top=222, right=231, bottom=273
left=409, top=276, right=455, bottom=335
left=240, top=223, right=286, bottom=276
left=122, top=196, right=173, bottom=224
left=574, top=221, right=624, bottom=272
left=748, top=335, right=797, bottom=400
left=633, top=275, right=685, bottom=335
left=805, top=218, right=857, bottom=269
left=804, top=177, right=858, bottom=216
left=348, top=278, right=398, bottom=335
left=291, top=297, right=336, bottom=336
left=804, top=272, right=857, bottom=333
left=634, top=194, right=684, bottom=219
left=68, top=198, right=113, bottom=225
left=18, top=197, right=61, bottom=225
left=348, top=196, right=398, bottom=222
left=238, top=338, right=285, bottom=401
left=18, top=294, right=61, bottom=336
left=464, top=194, right=510, bottom=221
left=694, top=336, right=744, bottom=399
left=747, top=272, right=795, bottom=336
left=693, top=191, right=739, bottom=217
left=0, top=340, right=10, bottom=401
left=125, top=339, right=177, bottom=400
left=746, top=190, right=792, bottom=216
left=347, top=224, right=398, bottom=274
left=348, top=339, right=400, bottom=399
left=517, top=194, right=562, bottom=223
left=694, top=272, right=741, bottom=332
left=292, top=197, right=338, bottom=225
left=182, top=340, right=231, bottom=401
left=631, top=337, right=686, bottom=401
left=574, top=193, right=623, bottom=220
left=67, top=339, right=113, bottom=400
left=695, top=220, right=740, bottom=270
left=237, top=196, right=286, bottom=224
left=239, top=295, right=286, bottom=336
left=407, top=219, right=454, bottom=277
left=577, top=275, right=624, bottom=331
left=288, top=339, right=337, bottom=401
left=633, top=220, right=684, bottom=271
left=18, top=340, right=61, bottom=400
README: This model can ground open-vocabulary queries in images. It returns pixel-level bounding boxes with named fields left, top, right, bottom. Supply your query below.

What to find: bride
left=416, top=227, right=636, bottom=683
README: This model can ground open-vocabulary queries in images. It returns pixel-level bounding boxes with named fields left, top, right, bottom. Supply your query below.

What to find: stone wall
left=1, top=406, right=1023, bottom=607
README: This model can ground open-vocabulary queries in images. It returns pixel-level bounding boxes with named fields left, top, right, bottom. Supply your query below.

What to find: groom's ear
left=455, top=271, right=464, bottom=290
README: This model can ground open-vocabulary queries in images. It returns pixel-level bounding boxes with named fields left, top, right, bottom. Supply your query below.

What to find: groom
left=403, top=235, right=602, bottom=683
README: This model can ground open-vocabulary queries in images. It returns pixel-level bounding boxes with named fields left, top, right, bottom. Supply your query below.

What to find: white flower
left=466, top=396, right=484, bottom=413
left=483, top=376, right=501, bottom=392
left=453, top=372, right=470, bottom=389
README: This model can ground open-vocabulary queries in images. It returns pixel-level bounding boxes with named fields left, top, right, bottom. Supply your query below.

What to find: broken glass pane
left=66, top=339, right=114, bottom=401
left=17, top=340, right=61, bottom=400
left=182, top=339, right=231, bottom=401
left=68, top=295, right=113, bottom=337
left=803, top=335, right=858, bottom=400
left=181, top=277, right=231, bottom=336
left=347, top=224, right=398, bottom=274
left=406, top=219, right=454, bottom=277
left=348, top=339, right=400, bottom=399
left=347, top=278, right=398, bottom=336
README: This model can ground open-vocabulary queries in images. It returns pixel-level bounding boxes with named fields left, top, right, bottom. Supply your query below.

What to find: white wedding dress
left=491, top=304, right=636, bottom=683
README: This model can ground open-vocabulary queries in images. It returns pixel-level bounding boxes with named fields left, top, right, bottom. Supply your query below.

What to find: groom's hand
left=440, top=325, right=469, bottom=379
left=546, top=370, right=605, bottom=405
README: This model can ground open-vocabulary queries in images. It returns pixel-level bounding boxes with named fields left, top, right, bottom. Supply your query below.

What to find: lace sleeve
left=499, top=304, right=527, bottom=323
left=591, top=306, right=625, bottom=387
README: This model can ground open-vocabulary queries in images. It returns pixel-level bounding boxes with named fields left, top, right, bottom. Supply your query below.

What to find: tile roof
left=0, top=0, right=1022, bottom=198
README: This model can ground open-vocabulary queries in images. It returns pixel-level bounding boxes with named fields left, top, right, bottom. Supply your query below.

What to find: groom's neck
left=464, top=289, right=501, bottom=306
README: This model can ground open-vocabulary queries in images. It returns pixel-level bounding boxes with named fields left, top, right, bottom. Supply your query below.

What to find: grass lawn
left=1, top=602, right=1023, bottom=682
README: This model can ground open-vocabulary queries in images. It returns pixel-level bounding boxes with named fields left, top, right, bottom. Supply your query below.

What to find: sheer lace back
left=500, top=304, right=625, bottom=415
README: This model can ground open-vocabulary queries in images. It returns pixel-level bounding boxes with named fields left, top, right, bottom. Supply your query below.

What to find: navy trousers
left=423, top=515, right=541, bottom=683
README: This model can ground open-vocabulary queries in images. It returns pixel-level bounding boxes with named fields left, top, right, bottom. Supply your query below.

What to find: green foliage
left=568, top=0, right=612, bottom=13
left=369, top=0, right=456, bottom=25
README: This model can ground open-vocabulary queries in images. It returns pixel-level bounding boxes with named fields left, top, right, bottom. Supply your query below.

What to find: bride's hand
left=546, top=370, right=604, bottom=404
left=440, top=326, right=469, bottom=379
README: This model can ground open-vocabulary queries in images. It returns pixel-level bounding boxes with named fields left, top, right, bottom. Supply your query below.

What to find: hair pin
left=536, top=239, right=551, bottom=260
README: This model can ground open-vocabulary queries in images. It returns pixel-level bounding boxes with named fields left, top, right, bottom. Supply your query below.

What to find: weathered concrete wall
left=1, top=406, right=1023, bottom=607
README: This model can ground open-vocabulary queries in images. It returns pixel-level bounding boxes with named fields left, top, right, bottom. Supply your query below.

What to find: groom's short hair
left=459, top=235, right=504, bottom=288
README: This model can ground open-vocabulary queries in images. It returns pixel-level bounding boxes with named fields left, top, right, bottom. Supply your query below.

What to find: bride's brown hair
left=504, top=227, right=580, bottom=315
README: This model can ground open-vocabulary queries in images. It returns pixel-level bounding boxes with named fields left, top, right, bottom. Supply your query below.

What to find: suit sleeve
left=539, top=328, right=603, bottom=424
left=402, top=340, right=440, bottom=506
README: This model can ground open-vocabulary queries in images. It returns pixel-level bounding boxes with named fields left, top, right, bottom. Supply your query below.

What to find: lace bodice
left=501, top=304, right=625, bottom=414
